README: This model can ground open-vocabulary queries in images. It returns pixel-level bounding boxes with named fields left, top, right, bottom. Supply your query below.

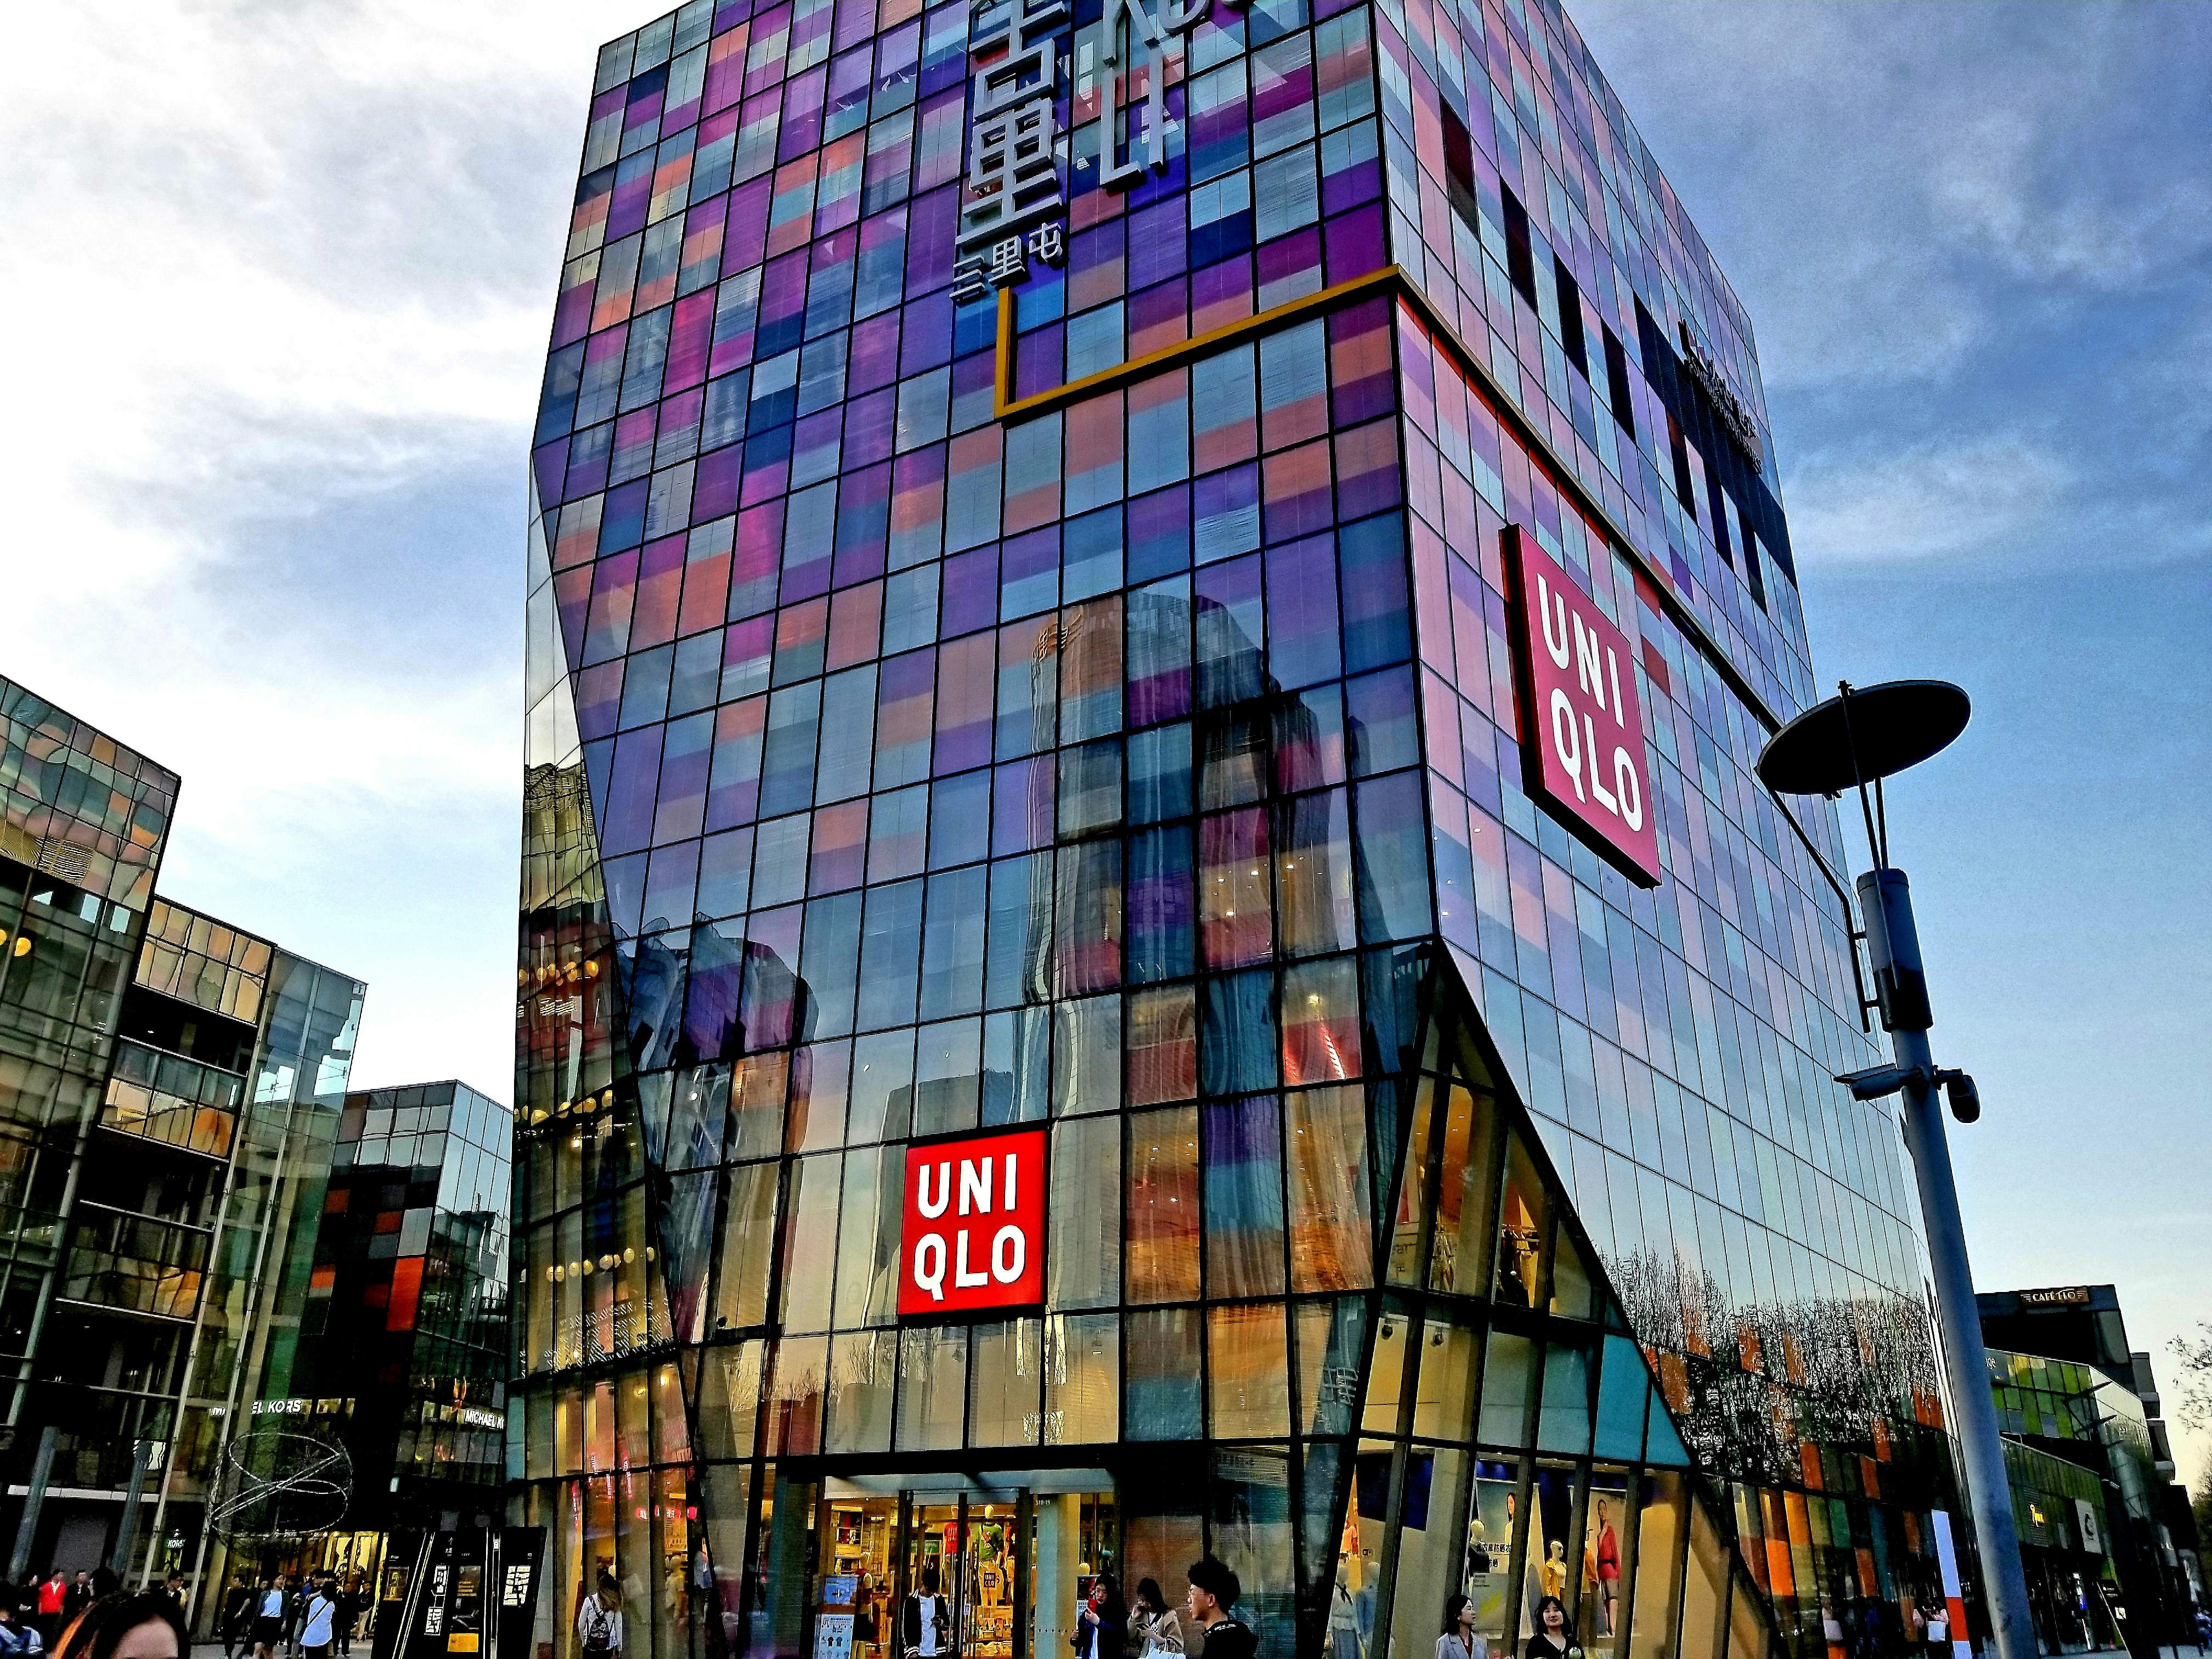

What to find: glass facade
left=0, top=675, right=177, bottom=1338
left=279, top=1079, right=512, bottom=1518
left=515, top=3, right=1956, bottom=1659
left=0, top=675, right=370, bottom=1608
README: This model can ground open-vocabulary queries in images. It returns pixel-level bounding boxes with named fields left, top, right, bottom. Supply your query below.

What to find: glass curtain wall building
left=515, top=3, right=1955, bottom=1658
left=285, top=1079, right=512, bottom=1528
left=0, top=675, right=367, bottom=1604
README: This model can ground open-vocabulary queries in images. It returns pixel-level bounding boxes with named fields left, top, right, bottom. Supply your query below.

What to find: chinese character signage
left=898, top=1126, right=1048, bottom=1315
left=1503, top=525, right=1662, bottom=888
left=955, top=0, right=1218, bottom=303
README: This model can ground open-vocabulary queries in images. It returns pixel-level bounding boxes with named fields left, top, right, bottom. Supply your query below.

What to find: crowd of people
left=0, top=1577, right=188, bottom=1659
left=216, top=1571, right=360, bottom=1659
left=900, top=1555, right=1252, bottom=1659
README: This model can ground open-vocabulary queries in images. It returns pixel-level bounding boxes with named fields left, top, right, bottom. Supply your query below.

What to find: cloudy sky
left=1572, top=0, right=2212, bottom=1482
left=3, top=4, right=2205, bottom=1473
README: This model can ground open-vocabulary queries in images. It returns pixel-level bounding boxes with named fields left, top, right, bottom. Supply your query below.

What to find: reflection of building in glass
left=280, top=1080, right=511, bottom=1530
left=515, top=8, right=1958, bottom=1659
left=0, top=676, right=365, bottom=1614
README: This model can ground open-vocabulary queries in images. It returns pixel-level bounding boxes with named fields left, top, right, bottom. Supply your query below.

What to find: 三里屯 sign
left=952, top=0, right=1220, bottom=302
left=898, top=1126, right=1048, bottom=1316
left=1503, top=526, right=1662, bottom=888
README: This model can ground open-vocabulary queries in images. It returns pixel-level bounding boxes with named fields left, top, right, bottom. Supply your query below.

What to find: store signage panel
left=1503, top=526, right=1663, bottom=888
left=2074, top=1499, right=2101, bottom=1554
left=2018, top=1285, right=2092, bottom=1307
left=898, top=1126, right=1048, bottom=1316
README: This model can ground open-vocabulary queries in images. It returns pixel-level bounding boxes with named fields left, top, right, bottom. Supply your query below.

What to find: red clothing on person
left=35, top=1585, right=63, bottom=1618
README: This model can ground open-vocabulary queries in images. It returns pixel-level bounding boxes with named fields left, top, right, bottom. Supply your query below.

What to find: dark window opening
left=1601, top=326, right=1635, bottom=439
left=1442, top=105, right=1477, bottom=229
left=1667, top=415, right=1695, bottom=510
left=1703, top=454, right=1734, bottom=569
left=1553, top=257, right=1588, bottom=375
left=1500, top=185, right=1536, bottom=306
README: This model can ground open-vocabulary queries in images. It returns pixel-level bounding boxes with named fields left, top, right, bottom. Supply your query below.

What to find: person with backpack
left=1183, top=1559, right=1254, bottom=1659
left=576, top=1575, right=623, bottom=1659
left=298, top=1576, right=340, bottom=1659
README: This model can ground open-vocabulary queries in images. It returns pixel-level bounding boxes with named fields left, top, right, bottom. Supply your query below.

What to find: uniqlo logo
left=897, top=1127, right=1048, bottom=1316
left=1504, top=524, right=1662, bottom=888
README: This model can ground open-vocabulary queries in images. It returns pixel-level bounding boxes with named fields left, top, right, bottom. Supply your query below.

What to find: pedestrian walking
left=1126, top=1579, right=1182, bottom=1659
left=1071, top=1574, right=1124, bottom=1659
left=298, top=1578, right=338, bottom=1659
left=252, top=1577, right=286, bottom=1659
left=334, top=1580, right=360, bottom=1658
left=221, top=1576, right=256, bottom=1659
left=1437, top=1594, right=1487, bottom=1659
left=1182, top=1559, right=1252, bottom=1659
left=900, top=1567, right=950, bottom=1659
left=575, top=1575, right=623, bottom=1659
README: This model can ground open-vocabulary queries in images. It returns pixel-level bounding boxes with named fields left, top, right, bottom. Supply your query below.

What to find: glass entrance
left=905, top=1494, right=965, bottom=1657
left=963, top=1500, right=1019, bottom=1659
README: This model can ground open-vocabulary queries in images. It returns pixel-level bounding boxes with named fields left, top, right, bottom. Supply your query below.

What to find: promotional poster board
left=374, top=1528, right=546, bottom=1659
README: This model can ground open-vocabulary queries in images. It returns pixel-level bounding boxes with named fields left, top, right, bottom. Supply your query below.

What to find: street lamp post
left=1758, top=681, right=2038, bottom=1659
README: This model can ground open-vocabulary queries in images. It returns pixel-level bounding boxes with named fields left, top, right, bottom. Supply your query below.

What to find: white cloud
left=1782, top=436, right=2071, bottom=566
left=0, top=1, right=639, bottom=1093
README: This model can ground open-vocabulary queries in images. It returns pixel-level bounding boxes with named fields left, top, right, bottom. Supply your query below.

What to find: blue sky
left=1573, top=0, right=2212, bottom=1480
left=2, top=3, right=2204, bottom=1475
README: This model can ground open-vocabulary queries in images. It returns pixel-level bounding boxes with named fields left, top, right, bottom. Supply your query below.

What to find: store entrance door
left=812, top=1476, right=1116, bottom=1659
left=896, top=1492, right=1025, bottom=1659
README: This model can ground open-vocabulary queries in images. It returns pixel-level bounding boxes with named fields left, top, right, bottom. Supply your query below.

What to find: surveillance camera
left=1940, top=1071, right=1980, bottom=1125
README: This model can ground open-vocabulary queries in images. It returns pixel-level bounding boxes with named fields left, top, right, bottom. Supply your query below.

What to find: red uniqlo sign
left=1504, top=525, right=1663, bottom=888
left=896, top=1126, right=1048, bottom=1316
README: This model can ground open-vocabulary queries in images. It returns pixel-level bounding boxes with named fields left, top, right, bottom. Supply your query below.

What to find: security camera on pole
left=1757, top=680, right=2036, bottom=1659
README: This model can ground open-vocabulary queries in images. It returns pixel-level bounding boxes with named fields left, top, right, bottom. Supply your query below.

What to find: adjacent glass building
left=283, top=1079, right=512, bottom=1534
left=515, top=3, right=1960, bottom=1658
left=0, top=676, right=367, bottom=1603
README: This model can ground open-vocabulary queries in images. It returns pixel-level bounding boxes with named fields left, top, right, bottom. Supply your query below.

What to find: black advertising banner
left=495, top=1528, right=548, bottom=1659
left=407, top=1531, right=465, bottom=1659
left=444, top=1537, right=489, bottom=1657
left=372, top=1534, right=431, bottom=1659
left=373, top=1527, right=545, bottom=1659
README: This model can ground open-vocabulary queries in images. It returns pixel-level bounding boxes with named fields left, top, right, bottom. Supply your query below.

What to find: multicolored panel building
left=514, top=2, right=1962, bottom=1657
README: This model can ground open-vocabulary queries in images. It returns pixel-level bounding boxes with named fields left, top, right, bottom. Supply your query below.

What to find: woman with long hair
left=1073, top=1573, right=1126, bottom=1659
left=53, top=1592, right=187, bottom=1659
left=1126, top=1578, right=1183, bottom=1658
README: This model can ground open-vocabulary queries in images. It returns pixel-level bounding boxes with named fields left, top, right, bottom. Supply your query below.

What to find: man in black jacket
left=1184, top=1559, right=1254, bottom=1659
left=899, top=1567, right=952, bottom=1659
